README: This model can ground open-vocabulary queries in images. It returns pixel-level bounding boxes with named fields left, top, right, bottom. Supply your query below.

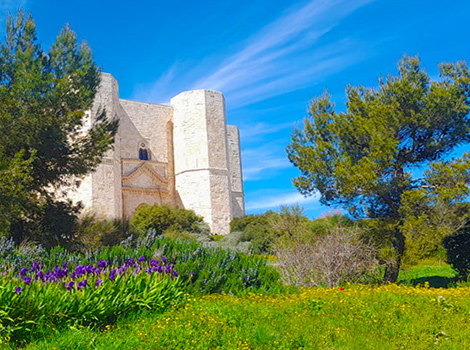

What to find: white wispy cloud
left=242, top=142, right=292, bottom=181
left=245, top=190, right=320, bottom=211
left=239, top=121, right=294, bottom=142
left=134, top=0, right=376, bottom=106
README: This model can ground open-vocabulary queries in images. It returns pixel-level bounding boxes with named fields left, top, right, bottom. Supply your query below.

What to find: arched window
left=139, top=142, right=149, bottom=160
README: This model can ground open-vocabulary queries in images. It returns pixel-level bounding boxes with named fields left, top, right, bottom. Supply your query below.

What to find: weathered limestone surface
left=69, top=73, right=244, bottom=234
left=227, top=125, right=245, bottom=218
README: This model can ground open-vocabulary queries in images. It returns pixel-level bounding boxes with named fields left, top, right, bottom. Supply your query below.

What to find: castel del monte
left=68, top=73, right=245, bottom=236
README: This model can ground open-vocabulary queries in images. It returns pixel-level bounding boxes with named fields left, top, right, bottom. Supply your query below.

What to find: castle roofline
left=119, top=98, right=171, bottom=108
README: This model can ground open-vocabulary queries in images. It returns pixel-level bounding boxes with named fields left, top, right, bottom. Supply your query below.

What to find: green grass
left=18, top=284, right=470, bottom=350
left=398, top=259, right=458, bottom=288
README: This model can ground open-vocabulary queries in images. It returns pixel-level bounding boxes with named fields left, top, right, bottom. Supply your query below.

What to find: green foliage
left=217, top=232, right=252, bottom=254
left=0, top=267, right=184, bottom=344
left=307, top=212, right=354, bottom=236
left=443, top=229, right=470, bottom=279
left=131, top=204, right=208, bottom=236
left=401, top=156, right=470, bottom=263
left=0, top=11, right=118, bottom=244
left=22, top=285, right=470, bottom=350
left=287, top=54, right=470, bottom=282
left=74, top=215, right=133, bottom=249
left=232, top=212, right=278, bottom=254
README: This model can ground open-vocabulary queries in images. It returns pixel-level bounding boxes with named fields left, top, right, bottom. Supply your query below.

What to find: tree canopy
left=0, top=12, right=118, bottom=244
left=287, top=55, right=470, bottom=281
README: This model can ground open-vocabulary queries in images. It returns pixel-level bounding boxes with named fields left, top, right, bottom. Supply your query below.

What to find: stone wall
left=227, top=125, right=245, bottom=218
left=171, top=90, right=233, bottom=235
left=69, top=73, right=244, bottom=235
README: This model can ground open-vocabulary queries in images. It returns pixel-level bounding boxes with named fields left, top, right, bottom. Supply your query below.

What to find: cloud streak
left=134, top=0, right=376, bottom=106
left=242, top=142, right=292, bottom=181
left=245, top=190, right=320, bottom=211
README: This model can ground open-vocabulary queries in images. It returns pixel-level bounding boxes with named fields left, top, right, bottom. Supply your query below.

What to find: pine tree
left=0, top=11, right=118, bottom=244
left=287, top=55, right=470, bottom=282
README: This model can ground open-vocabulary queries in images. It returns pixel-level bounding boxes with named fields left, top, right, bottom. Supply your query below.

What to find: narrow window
left=139, top=142, right=149, bottom=160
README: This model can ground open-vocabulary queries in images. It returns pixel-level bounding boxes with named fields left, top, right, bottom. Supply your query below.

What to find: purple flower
left=172, top=270, right=178, bottom=278
left=23, top=277, right=32, bottom=285
left=62, top=262, right=68, bottom=269
left=109, top=269, right=117, bottom=281
left=98, top=260, right=107, bottom=268
left=95, top=279, right=103, bottom=287
left=157, top=265, right=163, bottom=273
left=139, top=256, right=145, bottom=262
left=31, top=262, right=40, bottom=272
left=77, top=280, right=88, bottom=290
left=67, top=281, right=75, bottom=292
left=20, top=267, right=27, bottom=276
left=14, top=286, right=22, bottom=294
left=150, top=260, right=158, bottom=266
left=161, top=256, right=167, bottom=264
left=165, top=266, right=171, bottom=274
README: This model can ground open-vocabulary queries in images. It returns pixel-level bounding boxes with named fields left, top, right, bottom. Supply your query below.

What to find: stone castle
left=69, top=73, right=245, bottom=235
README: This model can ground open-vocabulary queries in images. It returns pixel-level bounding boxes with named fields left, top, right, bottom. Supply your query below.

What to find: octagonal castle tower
left=69, top=73, right=245, bottom=235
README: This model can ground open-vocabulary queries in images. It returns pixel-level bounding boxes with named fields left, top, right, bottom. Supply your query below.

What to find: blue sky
left=1, top=0, right=469, bottom=218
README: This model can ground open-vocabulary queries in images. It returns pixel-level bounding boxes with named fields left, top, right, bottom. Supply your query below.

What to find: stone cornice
left=123, top=162, right=168, bottom=184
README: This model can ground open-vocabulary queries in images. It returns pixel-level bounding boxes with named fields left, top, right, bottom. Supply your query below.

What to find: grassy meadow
left=1, top=235, right=469, bottom=349
left=17, top=281, right=470, bottom=350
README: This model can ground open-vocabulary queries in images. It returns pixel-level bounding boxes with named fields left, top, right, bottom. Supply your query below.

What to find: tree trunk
left=383, top=224, right=405, bottom=283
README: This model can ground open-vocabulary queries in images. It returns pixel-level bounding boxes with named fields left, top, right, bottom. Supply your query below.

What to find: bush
left=274, top=226, right=380, bottom=287
left=75, top=215, right=132, bottom=249
left=217, top=232, right=252, bottom=254
left=231, top=212, right=278, bottom=254
left=131, top=205, right=208, bottom=235
left=443, top=231, right=470, bottom=279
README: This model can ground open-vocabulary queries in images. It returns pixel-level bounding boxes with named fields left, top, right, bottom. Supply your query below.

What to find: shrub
left=218, top=232, right=252, bottom=254
left=443, top=231, right=470, bottom=279
left=274, top=226, right=380, bottom=287
left=131, top=205, right=208, bottom=235
left=75, top=215, right=132, bottom=249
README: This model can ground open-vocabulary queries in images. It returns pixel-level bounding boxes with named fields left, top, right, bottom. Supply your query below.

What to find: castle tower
left=171, top=90, right=233, bottom=235
left=70, top=73, right=123, bottom=219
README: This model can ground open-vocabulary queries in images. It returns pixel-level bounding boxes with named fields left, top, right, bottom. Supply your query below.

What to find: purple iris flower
left=14, top=286, right=22, bottom=294
left=67, top=281, right=75, bottom=291
left=139, top=256, right=145, bottom=262
left=150, top=260, right=158, bottom=266
left=109, top=269, right=117, bottom=281
left=164, top=266, right=171, bottom=274
left=24, top=277, right=32, bottom=285
left=62, top=262, right=68, bottom=269
left=161, top=256, right=167, bottom=264
left=77, top=280, right=88, bottom=290
left=31, top=262, right=40, bottom=272
left=20, top=267, right=27, bottom=276
left=95, top=279, right=103, bottom=287
left=172, top=270, right=178, bottom=278
left=98, top=260, right=107, bottom=268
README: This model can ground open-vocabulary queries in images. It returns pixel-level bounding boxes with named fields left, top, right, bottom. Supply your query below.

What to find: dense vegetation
left=0, top=233, right=281, bottom=345
left=287, top=55, right=470, bottom=282
left=12, top=282, right=470, bottom=350
left=0, top=12, right=118, bottom=246
left=2, top=9, right=470, bottom=350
